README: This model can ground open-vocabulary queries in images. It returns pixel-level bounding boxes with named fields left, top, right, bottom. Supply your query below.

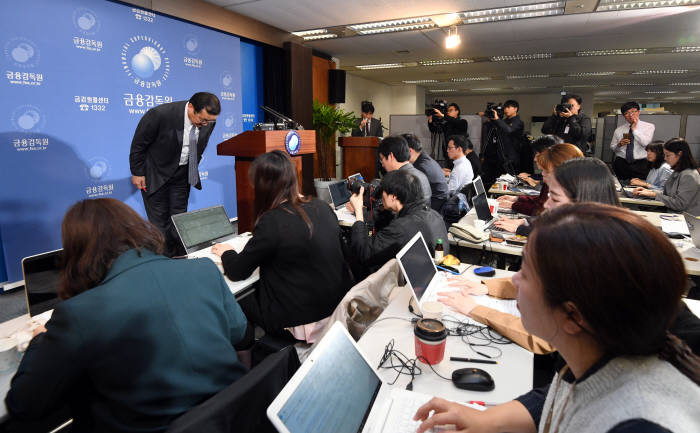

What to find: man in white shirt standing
left=610, top=101, right=655, bottom=180
left=443, top=135, right=474, bottom=194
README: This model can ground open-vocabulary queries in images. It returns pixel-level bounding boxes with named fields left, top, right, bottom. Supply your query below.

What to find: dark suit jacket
left=351, top=117, right=383, bottom=137
left=6, top=249, right=247, bottom=433
left=129, top=101, right=216, bottom=195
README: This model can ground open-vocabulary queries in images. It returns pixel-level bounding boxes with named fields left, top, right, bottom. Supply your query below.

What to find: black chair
left=165, top=346, right=300, bottom=433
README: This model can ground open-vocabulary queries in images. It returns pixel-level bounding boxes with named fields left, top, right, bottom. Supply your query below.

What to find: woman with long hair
left=6, top=198, right=248, bottom=432
left=212, top=150, right=352, bottom=338
left=630, top=140, right=673, bottom=191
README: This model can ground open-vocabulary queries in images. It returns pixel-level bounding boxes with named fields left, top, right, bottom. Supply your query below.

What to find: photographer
left=541, top=94, right=592, bottom=153
left=480, top=100, right=523, bottom=186
left=428, top=101, right=469, bottom=168
left=351, top=100, right=383, bottom=137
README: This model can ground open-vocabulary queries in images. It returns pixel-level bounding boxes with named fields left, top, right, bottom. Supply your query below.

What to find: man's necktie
left=365, top=119, right=370, bottom=136
left=188, top=127, right=199, bottom=186
left=625, top=127, right=635, bottom=163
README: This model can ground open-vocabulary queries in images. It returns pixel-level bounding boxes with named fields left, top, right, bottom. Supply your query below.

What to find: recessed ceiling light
left=669, top=82, right=700, bottom=86
left=452, top=77, right=491, bottom=81
left=564, top=84, right=600, bottom=88
left=507, top=74, right=549, bottom=79
left=428, top=89, right=457, bottom=93
left=402, top=79, right=439, bottom=84
left=462, top=2, right=565, bottom=24
left=597, top=0, right=700, bottom=12
left=472, top=87, right=503, bottom=91
left=577, top=48, right=646, bottom=56
left=615, top=82, right=655, bottom=86
left=645, top=91, right=677, bottom=94
left=665, top=96, right=695, bottom=99
left=420, top=58, right=474, bottom=66
left=291, top=29, right=328, bottom=37
left=349, top=17, right=435, bottom=34
left=672, top=46, right=700, bottom=53
left=355, top=63, right=406, bottom=70
left=513, top=86, right=548, bottom=89
left=490, top=53, right=551, bottom=62
left=302, top=34, right=338, bottom=41
left=691, top=90, right=700, bottom=93
left=633, top=69, right=689, bottom=75
left=568, top=72, right=616, bottom=77
left=595, top=91, right=631, bottom=95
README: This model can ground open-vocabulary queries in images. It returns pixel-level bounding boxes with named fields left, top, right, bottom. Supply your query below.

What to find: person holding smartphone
left=610, top=101, right=655, bottom=181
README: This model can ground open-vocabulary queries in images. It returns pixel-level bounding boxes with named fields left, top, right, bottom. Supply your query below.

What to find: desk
left=448, top=209, right=524, bottom=258
left=618, top=194, right=665, bottom=208
left=358, top=270, right=533, bottom=404
left=633, top=210, right=700, bottom=277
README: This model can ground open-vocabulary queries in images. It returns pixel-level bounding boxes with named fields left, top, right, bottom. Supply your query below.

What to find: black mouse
left=451, top=368, right=495, bottom=391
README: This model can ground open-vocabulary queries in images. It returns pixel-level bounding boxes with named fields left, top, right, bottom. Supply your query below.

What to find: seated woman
left=349, top=170, right=447, bottom=276
left=494, top=143, right=583, bottom=232
left=417, top=203, right=700, bottom=433
left=6, top=198, right=249, bottom=432
left=630, top=140, right=672, bottom=191
left=633, top=137, right=700, bottom=215
left=212, top=150, right=352, bottom=338
left=440, top=158, right=620, bottom=354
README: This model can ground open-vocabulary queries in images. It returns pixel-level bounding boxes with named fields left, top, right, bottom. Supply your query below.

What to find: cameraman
left=480, top=100, right=523, bottom=187
left=428, top=102, right=469, bottom=169
left=541, top=94, right=592, bottom=153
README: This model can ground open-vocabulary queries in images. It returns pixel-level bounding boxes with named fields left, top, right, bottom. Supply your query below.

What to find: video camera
left=425, top=99, right=448, bottom=122
left=485, top=102, right=504, bottom=119
left=348, top=176, right=382, bottom=209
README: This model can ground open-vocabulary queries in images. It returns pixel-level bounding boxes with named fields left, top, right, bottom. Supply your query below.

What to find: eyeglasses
left=623, top=110, right=639, bottom=116
left=446, top=145, right=457, bottom=150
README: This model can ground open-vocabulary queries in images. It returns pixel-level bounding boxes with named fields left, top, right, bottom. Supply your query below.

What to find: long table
left=487, top=186, right=666, bottom=208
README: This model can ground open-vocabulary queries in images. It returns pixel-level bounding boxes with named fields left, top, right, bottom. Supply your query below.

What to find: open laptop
left=684, top=212, right=700, bottom=248
left=22, top=248, right=62, bottom=319
left=395, top=232, right=445, bottom=315
left=172, top=205, right=242, bottom=263
left=471, top=177, right=499, bottom=230
left=267, top=321, right=460, bottom=433
left=329, top=173, right=362, bottom=223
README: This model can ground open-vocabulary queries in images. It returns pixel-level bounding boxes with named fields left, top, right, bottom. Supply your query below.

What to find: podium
left=338, top=136, right=380, bottom=180
left=217, top=130, right=316, bottom=233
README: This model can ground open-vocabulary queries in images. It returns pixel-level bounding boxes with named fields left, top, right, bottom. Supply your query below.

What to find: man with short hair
left=351, top=100, right=383, bottom=137
left=542, top=94, right=592, bottom=153
left=403, top=133, right=448, bottom=211
left=130, top=92, right=220, bottom=256
left=610, top=101, right=655, bottom=180
left=443, top=135, right=474, bottom=194
left=377, top=135, right=431, bottom=203
left=481, top=99, right=523, bottom=186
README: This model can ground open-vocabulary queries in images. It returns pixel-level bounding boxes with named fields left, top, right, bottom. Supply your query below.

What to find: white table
left=448, top=209, right=524, bottom=258
left=358, top=268, right=533, bottom=404
left=633, top=210, right=700, bottom=277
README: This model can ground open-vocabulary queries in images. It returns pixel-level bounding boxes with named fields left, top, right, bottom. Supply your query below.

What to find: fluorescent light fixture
left=445, top=26, right=461, bottom=49
left=672, top=46, right=700, bottom=53
left=359, top=23, right=434, bottom=34
left=691, top=90, right=700, bottom=93
left=491, top=53, right=551, bottom=62
left=597, top=0, right=700, bottom=12
left=291, top=29, right=328, bottom=37
left=472, top=87, right=503, bottom=91
left=645, top=90, right=677, bottom=94
left=594, top=91, right=631, bottom=95
left=302, top=34, right=338, bottom=41
left=349, top=17, right=435, bottom=34
left=633, top=69, right=689, bottom=74
left=670, top=82, right=700, bottom=85
left=577, top=48, right=646, bottom=56
left=402, top=79, right=439, bottom=84
left=665, top=96, right=695, bottom=99
left=462, top=2, right=565, bottom=24
left=452, top=77, right=491, bottom=81
left=429, top=89, right=457, bottom=93
left=355, top=63, right=405, bottom=70
left=615, top=82, right=655, bottom=86
left=513, top=86, right=548, bottom=89
left=565, top=84, right=600, bottom=88
left=568, top=72, right=616, bottom=76
left=420, top=58, right=474, bottom=66
left=507, top=74, right=549, bottom=79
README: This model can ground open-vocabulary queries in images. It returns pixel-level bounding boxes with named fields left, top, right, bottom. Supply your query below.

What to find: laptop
left=395, top=232, right=445, bottom=315
left=684, top=212, right=700, bottom=248
left=22, top=249, right=62, bottom=318
left=329, top=173, right=362, bottom=223
left=171, top=205, right=242, bottom=263
left=471, top=177, right=499, bottom=230
left=267, top=321, right=459, bottom=433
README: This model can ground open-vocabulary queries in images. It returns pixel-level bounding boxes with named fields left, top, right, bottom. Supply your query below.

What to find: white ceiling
left=203, top=1, right=700, bottom=102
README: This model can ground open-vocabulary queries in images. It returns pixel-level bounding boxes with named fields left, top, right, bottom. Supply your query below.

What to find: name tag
left=563, top=125, right=570, bottom=134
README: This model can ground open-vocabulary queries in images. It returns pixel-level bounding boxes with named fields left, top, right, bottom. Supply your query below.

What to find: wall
left=312, top=56, right=335, bottom=105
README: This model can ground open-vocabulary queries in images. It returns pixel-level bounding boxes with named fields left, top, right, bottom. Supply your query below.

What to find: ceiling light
left=645, top=90, right=677, bottom=94
left=490, top=53, right=551, bottom=61
left=615, top=82, right=655, bottom=86
left=633, top=69, right=689, bottom=74
left=445, top=26, right=461, bottom=49
left=462, top=2, right=565, bottom=24
left=672, top=46, right=700, bottom=53
left=452, top=77, right=491, bottom=81
left=420, top=58, right=473, bottom=66
left=349, top=17, right=435, bottom=35
left=355, top=63, right=405, bottom=70
left=568, top=72, right=616, bottom=76
left=665, top=96, right=695, bottom=99
left=564, top=84, right=600, bottom=88
left=431, top=13, right=461, bottom=27
left=402, top=79, right=439, bottom=84
left=594, top=91, right=631, bottom=95
left=507, top=74, right=549, bottom=79
left=513, top=86, right=548, bottom=89
left=302, top=34, right=338, bottom=41
left=429, top=89, right=457, bottom=93
left=597, top=0, right=700, bottom=12
left=577, top=48, right=646, bottom=56
left=472, top=88, right=503, bottom=91
left=670, top=82, right=700, bottom=85
left=291, top=29, right=328, bottom=37
left=691, top=90, right=700, bottom=93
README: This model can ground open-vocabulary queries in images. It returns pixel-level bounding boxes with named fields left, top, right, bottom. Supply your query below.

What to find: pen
left=436, top=265, right=459, bottom=275
left=450, top=357, right=498, bottom=364
left=468, top=401, right=499, bottom=407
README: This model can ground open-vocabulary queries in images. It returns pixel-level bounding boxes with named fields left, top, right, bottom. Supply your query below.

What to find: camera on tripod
left=485, top=102, right=504, bottom=119
left=425, top=99, right=448, bottom=122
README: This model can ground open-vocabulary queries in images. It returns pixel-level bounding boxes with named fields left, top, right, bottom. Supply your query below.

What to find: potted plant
left=312, top=99, right=355, bottom=182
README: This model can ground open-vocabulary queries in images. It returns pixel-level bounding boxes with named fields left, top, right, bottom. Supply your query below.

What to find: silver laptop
left=22, top=249, right=62, bottom=317
left=470, top=177, right=499, bottom=230
left=395, top=232, right=445, bottom=315
left=267, top=321, right=443, bottom=433
left=684, top=212, right=700, bottom=248
left=171, top=205, right=237, bottom=261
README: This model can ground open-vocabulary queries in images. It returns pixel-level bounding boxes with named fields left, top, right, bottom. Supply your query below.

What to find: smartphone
left=622, top=132, right=630, bottom=140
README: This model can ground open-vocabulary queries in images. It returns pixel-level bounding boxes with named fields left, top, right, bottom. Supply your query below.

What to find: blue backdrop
left=0, top=0, right=263, bottom=284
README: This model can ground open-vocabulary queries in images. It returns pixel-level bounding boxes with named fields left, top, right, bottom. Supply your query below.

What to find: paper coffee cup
left=422, top=301, right=443, bottom=320
left=488, top=198, right=499, bottom=215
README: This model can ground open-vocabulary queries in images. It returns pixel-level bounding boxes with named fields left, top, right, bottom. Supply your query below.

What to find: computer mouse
left=451, top=368, right=495, bottom=391
left=474, top=266, right=496, bottom=277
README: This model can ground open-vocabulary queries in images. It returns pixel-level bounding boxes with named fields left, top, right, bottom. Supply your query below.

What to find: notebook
left=684, top=212, right=700, bottom=248
left=22, top=249, right=62, bottom=318
left=171, top=205, right=243, bottom=263
left=395, top=232, right=445, bottom=315
left=267, top=321, right=462, bottom=433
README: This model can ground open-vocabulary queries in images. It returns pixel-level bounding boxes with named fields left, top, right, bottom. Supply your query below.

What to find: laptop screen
left=473, top=176, right=486, bottom=196
left=22, top=249, right=62, bottom=317
left=472, top=193, right=493, bottom=222
left=276, top=326, right=381, bottom=433
left=397, top=233, right=437, bottom=302
left=328, top=180, right=351, bottom=208
left=171, top=206, right=233, bottom=250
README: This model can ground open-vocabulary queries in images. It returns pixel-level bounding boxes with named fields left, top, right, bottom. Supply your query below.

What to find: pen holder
left=414, top=319, right=447, bottom=365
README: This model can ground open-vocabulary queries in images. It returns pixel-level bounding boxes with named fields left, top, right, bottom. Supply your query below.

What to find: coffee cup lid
left=414, top=318, right=447, bottom=341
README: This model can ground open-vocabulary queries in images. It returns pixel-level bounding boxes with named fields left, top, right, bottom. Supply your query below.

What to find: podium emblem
left=285, top=130, right=301, bottom=155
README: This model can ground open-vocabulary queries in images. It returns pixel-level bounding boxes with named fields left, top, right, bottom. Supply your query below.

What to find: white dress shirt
left=179, top=104, right=199, bottom=165
left=447, top=155, right=474, bottom=194
left=609, top=120, right=655, bottom=160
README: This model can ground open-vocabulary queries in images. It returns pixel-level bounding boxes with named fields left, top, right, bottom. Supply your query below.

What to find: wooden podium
left=338, top=136, right=380, bottom=180
left=217, top=130, right=316, bottom=233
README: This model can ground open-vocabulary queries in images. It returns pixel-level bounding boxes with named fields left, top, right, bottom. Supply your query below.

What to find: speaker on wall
left=329, top=69, right=346, bottom=104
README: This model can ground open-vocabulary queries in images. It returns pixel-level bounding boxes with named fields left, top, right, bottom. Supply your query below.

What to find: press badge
left=563, top=125, right=570, bottom=134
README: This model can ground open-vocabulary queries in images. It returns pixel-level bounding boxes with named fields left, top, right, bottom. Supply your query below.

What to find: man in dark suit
left=351, top=100, right=383, bottom=137
left=129, top=92, right=220, bottom=256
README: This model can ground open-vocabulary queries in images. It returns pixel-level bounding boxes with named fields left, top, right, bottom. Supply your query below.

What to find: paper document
left=661, top=220, right=690, bottom=236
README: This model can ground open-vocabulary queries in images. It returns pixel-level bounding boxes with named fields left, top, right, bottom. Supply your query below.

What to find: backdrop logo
left=11, top=105, right=45, bottom=132
left=220, top=71, right=233, bottom=88
left=86, top=157, right=110, bottom=182
left=72, top=8, right=101, bottom=35
left=223, top=113, right=235, bottom=129
left=4, top=37, right=40, bottom=68
left=183, top=34, right=199, bottom=55
left=121, top=35, right=170, bottom=88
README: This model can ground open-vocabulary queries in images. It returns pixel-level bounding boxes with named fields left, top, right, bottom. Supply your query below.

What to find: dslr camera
left=556, top=97, right=573, bottom=114
left=425, top=99, right=448, bottom=122
left=485, top=102, right=504, bottom=119
left=348, top=177, right=382, bottom=209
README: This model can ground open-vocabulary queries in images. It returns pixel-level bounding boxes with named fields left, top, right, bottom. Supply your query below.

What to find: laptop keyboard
left=384, top=391, right=444, bottom=433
